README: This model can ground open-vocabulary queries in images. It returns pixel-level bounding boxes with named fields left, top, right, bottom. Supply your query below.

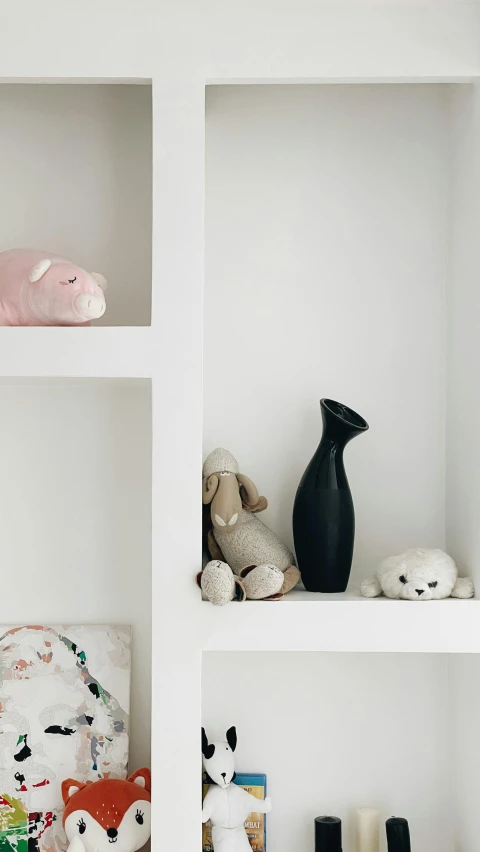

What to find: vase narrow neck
left=314, top=436, right=349, bottom=489
left=312, top=400, right=369, bottom=490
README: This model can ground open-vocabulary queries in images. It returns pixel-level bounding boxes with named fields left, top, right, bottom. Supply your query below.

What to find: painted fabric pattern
left=0, top=625, right=130, bottom=852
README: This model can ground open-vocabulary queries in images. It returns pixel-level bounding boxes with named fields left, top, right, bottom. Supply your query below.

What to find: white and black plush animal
left=201, top=727, right=272, bottom=852
left=361, top=548, right=474, bottom=601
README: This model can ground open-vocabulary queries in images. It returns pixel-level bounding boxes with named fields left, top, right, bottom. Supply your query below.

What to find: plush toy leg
left=452, top=576, right=475, bottom=598
left=198, top=561, right=246, bottom=605
left=279, top=565, right=301, bottom=596
left=255, top=565, right=301, bottom=601
left=212, top=825, right=252, bottom=852
left=241, top=564, right=284, bottom=600
left=207, top=529, right=225, bottom=562
left=360, top=576, right=383, bottom=598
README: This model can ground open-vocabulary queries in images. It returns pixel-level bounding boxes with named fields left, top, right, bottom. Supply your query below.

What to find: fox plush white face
left=62, top=769, right=151, bottom=852
left=202, top=727, right=237, bottom=789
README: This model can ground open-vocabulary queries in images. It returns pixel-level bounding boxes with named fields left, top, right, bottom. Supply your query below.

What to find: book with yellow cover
left=202, top=773, right=267, bottom=852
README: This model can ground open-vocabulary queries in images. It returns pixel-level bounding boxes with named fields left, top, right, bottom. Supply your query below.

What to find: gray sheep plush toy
left=199, top=448, right=300, bottom=603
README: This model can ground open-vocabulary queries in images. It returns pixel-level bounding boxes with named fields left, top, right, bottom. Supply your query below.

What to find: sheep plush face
left=378, top=549, right=457, bottom=600
left=202, top=448, right=262, bottom=533
left=202, top=727, right=237, bottom=788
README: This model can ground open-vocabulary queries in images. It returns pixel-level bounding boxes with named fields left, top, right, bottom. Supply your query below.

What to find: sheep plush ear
left=127, top=767, right=151, bottom=792
left=91, top=272, right=107, bottom=291
left=202, top=727, right=215, bottom=759
left=61, top=778, right=86, bottom=805
left=29, top=258, right=52, bottom=283
left=226, top=726, right=237, bottom=753
left=236, top=474, right=259, bottom=509
left=202, top=475, right=219, bottom=506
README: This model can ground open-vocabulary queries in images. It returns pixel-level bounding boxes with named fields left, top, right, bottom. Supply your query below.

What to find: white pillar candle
left=356, top=808, right=380, bottom=852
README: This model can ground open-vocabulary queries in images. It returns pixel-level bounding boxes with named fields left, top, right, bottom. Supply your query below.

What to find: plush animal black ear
left=226, top=726, right=237, bottom=752
left=202, top=727, right=215, bottom=759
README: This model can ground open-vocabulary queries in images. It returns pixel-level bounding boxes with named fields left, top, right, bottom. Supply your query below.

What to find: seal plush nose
left=416, top=589, right=424, bottom=596
left=74, top=293, right=105, bottom=320
left=107, top=828, right=118, bottom=839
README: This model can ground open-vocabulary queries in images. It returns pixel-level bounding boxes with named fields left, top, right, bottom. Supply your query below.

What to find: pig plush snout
left=27, top=257, right=107, bottom=325
left=74, top=293, right=106, bottom=320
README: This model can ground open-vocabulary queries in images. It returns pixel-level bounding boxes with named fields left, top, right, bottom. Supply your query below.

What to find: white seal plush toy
left=361, top=548, right=474, bottom=601
left=202, top=727, right=272, bottom=852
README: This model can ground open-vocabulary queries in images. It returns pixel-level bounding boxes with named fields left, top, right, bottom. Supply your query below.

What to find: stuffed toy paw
left=361, top=548, right=474, bottom=601
left=240, top=564, right=285, bottom=600
left=198, top=560, right=246, bottom=605
left=451, top=576, right=475, bottom=598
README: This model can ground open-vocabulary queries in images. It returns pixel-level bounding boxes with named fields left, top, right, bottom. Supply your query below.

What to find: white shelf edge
left=201, top=595, right=480, bottom=654
left=0, top=326, right=153, bottom=379
left=206, top=75, right=480, bottom=85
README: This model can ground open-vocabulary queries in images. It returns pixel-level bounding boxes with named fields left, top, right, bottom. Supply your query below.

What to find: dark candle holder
left=315, top=816, right=342, bottom=852
left=386, top=817, right=411, bottom=852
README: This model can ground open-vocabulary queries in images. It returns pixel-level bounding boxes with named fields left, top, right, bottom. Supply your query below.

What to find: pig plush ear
left=29, top=258, right=52, bottom=283
left=91, top=272, right=107, bottom=291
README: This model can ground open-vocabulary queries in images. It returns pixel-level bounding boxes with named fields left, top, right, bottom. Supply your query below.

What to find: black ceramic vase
left=293, top=399, right=369, bottom=593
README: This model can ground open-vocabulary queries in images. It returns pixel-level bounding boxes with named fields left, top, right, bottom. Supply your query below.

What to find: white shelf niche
left=204, top=82, right=480, bottom=600
left=0, top=377, right=152, bottom=770
left=202, top=650, right=479, bottom=852
left=0, top=83, right=152, bottom=327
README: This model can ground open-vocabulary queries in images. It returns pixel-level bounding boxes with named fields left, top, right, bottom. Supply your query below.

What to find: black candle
left=386, top=817, right=411, bottom=852
left=315, top=816, right=342, bottom=852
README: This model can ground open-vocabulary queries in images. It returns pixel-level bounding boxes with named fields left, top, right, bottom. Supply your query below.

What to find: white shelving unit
left=2, top=3, right=480, bottom=852
left=200, top=594, right=480, bottom=653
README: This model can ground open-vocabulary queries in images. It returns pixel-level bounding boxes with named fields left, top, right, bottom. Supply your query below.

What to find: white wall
left=446, top=84, right=480, bottom=848
left=446, top=84, right=480, bottom=591
left=204, top=85, right=449, bottom=587
left=0, top=379, right=152, bottom=770
left=203, top=652, right=450, bottom=852
left=449, top=655, right=480, bottom=852
left=0, top=85, right=152, bottom=327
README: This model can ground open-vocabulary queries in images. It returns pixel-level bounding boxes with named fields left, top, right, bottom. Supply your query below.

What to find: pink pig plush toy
left=0, top=249, right=107, bottom=326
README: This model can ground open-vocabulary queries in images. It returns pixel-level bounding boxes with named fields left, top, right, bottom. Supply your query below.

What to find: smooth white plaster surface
left=446, top=84, right=480, bottom=588
left=0, top=85, right=152, bottom=327
left=204, top=85, right=449, bottom=587
left=0, top=379, right=152, bottom=771
left=449, top=655, right=480, bottom=852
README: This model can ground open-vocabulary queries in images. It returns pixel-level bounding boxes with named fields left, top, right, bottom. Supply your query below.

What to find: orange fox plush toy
left=62, top=769, right=151, bottom=852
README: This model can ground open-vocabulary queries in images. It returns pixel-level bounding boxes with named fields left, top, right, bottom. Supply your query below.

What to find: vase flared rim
left=321, top=398, right=369, bottom=431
